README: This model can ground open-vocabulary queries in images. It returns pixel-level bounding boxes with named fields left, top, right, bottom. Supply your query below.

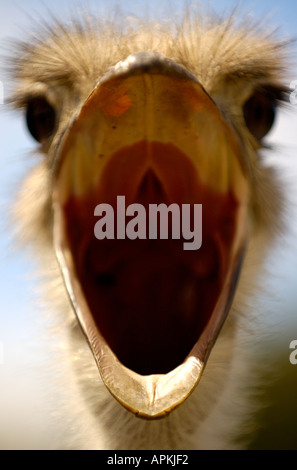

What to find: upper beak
left=53, top=52, right=249, bottom=418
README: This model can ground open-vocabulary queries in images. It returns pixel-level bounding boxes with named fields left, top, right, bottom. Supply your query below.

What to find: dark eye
left=26, top=97, right=56, bottom=143
left=243, top=90, right=276, bottom=141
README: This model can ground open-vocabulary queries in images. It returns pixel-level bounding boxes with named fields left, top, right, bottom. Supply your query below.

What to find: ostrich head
left=8, top=9, right=290, bottom=447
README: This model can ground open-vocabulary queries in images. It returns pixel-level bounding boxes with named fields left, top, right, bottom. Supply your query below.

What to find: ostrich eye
left=26, top=97, right=56, bottom=143
left=243, top=90, right=276, bottom=141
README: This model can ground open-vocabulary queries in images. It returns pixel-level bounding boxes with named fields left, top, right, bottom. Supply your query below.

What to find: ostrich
left=6, top=9, right=291, bottom=449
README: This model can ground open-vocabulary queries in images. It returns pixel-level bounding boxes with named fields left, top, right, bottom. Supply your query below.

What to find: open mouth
left=53, top=52, right=249, bottom=417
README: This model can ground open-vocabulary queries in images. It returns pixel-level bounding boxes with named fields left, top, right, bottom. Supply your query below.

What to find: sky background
left=0, top=0, right=297, bottom=449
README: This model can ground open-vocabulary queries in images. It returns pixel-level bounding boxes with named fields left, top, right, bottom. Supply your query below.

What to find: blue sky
left=0, top=0, right=297, bottom=369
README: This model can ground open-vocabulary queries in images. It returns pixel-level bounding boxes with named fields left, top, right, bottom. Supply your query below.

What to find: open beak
left=53, top=52, right=249, bottom=418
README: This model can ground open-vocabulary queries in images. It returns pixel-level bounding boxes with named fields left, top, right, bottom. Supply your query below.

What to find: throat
left=61, top=161, right=238, bottom=375
left=80, top=236, right=221, bottom=375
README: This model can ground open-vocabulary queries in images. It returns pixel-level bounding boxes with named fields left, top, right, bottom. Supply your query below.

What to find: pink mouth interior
left=62, top=142, right=238, bottom=375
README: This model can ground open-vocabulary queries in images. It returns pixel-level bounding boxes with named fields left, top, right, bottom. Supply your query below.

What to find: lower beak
left=53, top=52, right=249, bottom=418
